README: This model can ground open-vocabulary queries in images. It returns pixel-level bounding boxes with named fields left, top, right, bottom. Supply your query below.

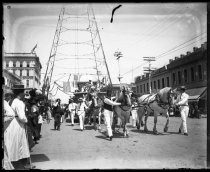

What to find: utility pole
left=143, top=57, right=156, bottom=94
left=114, top=51, right=123, bottom=83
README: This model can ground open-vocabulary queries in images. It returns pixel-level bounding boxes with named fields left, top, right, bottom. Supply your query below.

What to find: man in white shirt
left=76, top=98, right=88, bottom=131
left=68, top=99, right=77, bottom=126
left=175, top=86, right=189, bottom=136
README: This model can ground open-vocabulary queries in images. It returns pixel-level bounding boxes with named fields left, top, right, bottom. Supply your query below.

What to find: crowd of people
left=3, top=85, right=51, bottom=170
left=3, top=83, right=190, bottom=169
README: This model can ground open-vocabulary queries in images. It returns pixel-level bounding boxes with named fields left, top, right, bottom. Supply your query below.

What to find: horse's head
left=167, top=88, right=178, bottom=108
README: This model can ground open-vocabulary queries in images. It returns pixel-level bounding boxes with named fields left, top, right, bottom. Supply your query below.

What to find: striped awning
left=185, top=87, right=207, bottom=101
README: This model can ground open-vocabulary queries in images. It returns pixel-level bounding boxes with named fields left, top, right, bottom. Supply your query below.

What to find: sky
left=3, top=3, right=207, bottom=103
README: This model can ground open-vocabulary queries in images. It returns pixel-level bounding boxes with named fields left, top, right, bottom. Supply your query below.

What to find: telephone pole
left=143, top=57, right=156, bottom=94
left=114, top=51, right=123, bottom=83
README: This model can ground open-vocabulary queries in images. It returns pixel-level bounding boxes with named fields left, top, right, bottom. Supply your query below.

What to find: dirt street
left=30, top=116, right=207, bottom=169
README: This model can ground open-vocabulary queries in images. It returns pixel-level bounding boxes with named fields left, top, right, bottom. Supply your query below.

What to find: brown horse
left=136, top=87, right=176, bottom=134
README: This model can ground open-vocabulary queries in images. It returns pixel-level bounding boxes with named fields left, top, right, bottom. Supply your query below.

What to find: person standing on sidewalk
left=103, top=89, right=121, bottom=141
left=52, top=99, right=63, bottom=131
left=68, top=98, right=77, bottom=126
left=76, top=98, right=88, bottom=131
left=3, top=92, right=15, bottom=170
left=175, top=86, right=189, bottom=136
left=10, top=85, right=34, bottom=169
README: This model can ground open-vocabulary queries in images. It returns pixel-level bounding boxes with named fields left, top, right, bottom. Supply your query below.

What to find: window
left=198, top=65, right=202, bottom=80
left=184, top=69, right=188, bottom=83
left=166, top=77, right=169, bottom=87
left=178, top=71, right=181, bottom=84
left=158, top=79, right=160, bottom=89
left=172, top=73, right=176, bottom=85
left=154, top=81, right=156, bottom=89
left=27, top=70, right=29, bottom=76
left=150, top=82, right=152, bottom=90
left=162, top=78, right=165, bottom=88
left=140, top=85, right=142, bottom=93
left=191, top=67, right=195, bottom=82
left=147, top=83, right=149, bottom=92
left=143, top=84, right=145, bottom=93
left=137, top=86, right=139, bottom=93
left=27, top=63, right=30, bottom=67
left=26, top=80, right=29, bottom=87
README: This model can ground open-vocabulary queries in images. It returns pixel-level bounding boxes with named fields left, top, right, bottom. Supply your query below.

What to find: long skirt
left=4, top=118, right=30, bottom=162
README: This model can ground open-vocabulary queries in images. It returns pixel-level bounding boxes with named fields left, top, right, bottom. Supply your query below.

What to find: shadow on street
left=31, top=154, right=50, bottom=163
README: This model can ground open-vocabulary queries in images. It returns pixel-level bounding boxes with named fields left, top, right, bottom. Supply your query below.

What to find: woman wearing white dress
left=9, top=85, right=32, bottom=168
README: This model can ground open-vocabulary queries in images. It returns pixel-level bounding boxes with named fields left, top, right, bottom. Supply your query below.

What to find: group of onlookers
left=3, top=85, right=47, bottom=170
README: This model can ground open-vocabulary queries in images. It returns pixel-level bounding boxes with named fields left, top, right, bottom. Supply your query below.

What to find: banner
left=63, top=82, right=71, bottom=92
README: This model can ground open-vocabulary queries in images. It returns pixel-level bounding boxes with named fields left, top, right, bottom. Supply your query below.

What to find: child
left=38, top=114, right=44, bottom=138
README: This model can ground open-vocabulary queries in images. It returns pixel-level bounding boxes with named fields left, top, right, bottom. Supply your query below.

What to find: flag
left=31, top=44, right=37, bottom=53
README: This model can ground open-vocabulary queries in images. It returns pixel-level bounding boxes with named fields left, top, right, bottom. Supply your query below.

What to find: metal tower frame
left=42, top=6, right=112, bottom=99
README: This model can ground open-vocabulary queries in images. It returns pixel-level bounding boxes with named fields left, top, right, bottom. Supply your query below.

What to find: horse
left=112, top=88, right=132, bottom=137
left=85, top=92, right=103, bottom=130
left=136, top=87, right=176, bottom=135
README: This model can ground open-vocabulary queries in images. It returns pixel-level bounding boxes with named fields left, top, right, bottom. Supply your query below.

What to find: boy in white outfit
left=76, top=98, right=88, bottom=131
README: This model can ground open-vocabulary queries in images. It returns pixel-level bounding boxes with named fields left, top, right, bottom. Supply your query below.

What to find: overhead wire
left=121, top=33, right=207, bottom=77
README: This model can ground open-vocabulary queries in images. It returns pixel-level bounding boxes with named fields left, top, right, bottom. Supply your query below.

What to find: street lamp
left=114, top=51, right=123, bottom=83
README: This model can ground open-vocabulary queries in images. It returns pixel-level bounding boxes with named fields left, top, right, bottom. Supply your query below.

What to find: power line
left=121, top=34, right=206, bottom=77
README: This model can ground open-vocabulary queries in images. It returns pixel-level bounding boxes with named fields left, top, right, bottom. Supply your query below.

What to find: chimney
left=180, top=54, right=185, bottom=58
left=175, top=57, right=179, bottom=60
left=186, top=51, right=191, bottom=55
left=169, top=59, right=173, bottom=63
left=193, top=47, right=198, bottom=52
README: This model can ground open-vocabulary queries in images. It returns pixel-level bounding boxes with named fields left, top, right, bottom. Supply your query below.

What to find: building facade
left=3, top=53, right=42, bottom=92
left=135, top=42, right=207, bottom=114
left=135, top=42, right=207, bottom=95
left=3, top=69, right=22, bottom=93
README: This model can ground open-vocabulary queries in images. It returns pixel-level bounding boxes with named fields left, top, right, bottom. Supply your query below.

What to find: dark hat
left=78, top=97, right=84, bottom=102
left=12, top=84, right=25, bottom=96
left=178, top=86, right=186, bottom=91
left=56, top=98, right=61, bottom=102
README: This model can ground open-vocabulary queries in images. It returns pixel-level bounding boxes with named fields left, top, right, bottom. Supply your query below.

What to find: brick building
left=135, top=42, right=207, bottom=113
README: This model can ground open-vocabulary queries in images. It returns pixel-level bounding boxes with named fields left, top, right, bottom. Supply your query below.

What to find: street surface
left=30, top=116, right=207, bottom=169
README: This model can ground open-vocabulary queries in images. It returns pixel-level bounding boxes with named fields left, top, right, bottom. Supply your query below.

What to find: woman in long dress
left=8, top=88, right=30, bottom=163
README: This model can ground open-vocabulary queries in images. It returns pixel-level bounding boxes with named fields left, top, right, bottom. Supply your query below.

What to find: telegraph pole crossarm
left=143, top=57, right=156, bottom=94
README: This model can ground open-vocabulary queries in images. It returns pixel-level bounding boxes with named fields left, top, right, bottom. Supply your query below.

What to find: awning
left=185, top=87, right=207, bottom=101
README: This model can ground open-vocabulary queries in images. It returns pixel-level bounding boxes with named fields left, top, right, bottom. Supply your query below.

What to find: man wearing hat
left=52, top=98, right=63, bottom=131
left=175, top=86, right=189, bottom=136
left=76, top=97, right=88, bottom=131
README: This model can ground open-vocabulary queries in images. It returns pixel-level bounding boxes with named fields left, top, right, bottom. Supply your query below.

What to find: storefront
left=186, top=87, right=207, bottom=118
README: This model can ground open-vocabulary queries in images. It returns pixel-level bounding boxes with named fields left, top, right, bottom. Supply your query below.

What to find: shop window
left=158, top=79, right=160, bottom=89
left=191, top=67, right=195, bottom=82
left=143, top=84, right=145, bottom=93
left=172, top=73, right=176, bottom=85
left=140, top=85, right=142, bottom=93
left=162, top=78, right=165, bottom=88
left=166, top=77, right=169, bottom=87
left=154, top=81, right=156, bottom=89
left=178, top=71, right=182, bottom=84
left=184, top=69, right=188, bottom=83
left=198, top=65, right=202, bottom=80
